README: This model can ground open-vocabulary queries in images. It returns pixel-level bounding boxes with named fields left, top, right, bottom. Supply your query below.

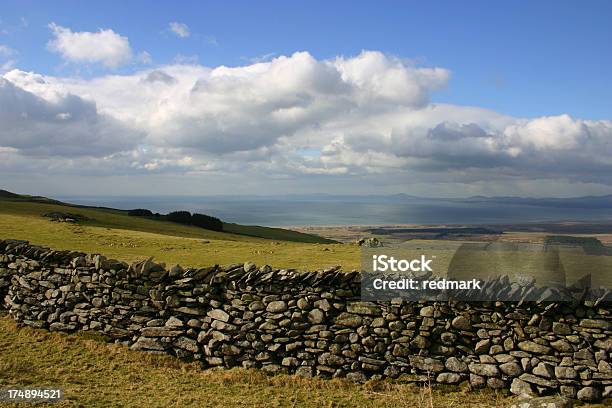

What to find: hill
left=0, top=192, right=356, bottom=271
left=0, top=189, right=335, bottom=244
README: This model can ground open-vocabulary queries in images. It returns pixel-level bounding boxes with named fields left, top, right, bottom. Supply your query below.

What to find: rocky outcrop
left=0, top=239, right=610, bottom=402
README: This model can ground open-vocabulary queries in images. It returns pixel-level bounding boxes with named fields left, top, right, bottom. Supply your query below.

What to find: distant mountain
left=463, top=195, right=612, bottom=209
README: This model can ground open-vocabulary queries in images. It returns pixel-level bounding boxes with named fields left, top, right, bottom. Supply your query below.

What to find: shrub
left=165, top=211, right=192, bottom=224
left=191, top=213, right=223, bottom=231
left=128, top=209, right=154, bottom=217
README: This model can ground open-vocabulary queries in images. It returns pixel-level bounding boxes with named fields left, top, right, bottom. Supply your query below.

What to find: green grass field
left=0, top=199, right=361, bottom=271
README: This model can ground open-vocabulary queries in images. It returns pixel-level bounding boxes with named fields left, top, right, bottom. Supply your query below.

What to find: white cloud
left=47, top=23, right=132, bottom=68
left=169, top=22, right=190, bottom=38
left=1, top=50, right=612, bottom=196
left=0, top=74, right=142, bottom=156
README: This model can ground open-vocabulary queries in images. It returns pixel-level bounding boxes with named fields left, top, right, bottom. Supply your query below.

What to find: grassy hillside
left=0, top=200, right=360, bottom=270
left=0, top=190, right=335, bottom=244
left=0, top=314, right=515, bottom=408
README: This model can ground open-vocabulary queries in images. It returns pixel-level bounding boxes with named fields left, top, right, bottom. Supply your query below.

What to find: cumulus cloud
left=0, top=75, right=141, bottom=156
left=169, top=22, right=190, bottom=38
left=47, top=23, right=132, bottom=68
left=1, top=50, right=612, bottom=196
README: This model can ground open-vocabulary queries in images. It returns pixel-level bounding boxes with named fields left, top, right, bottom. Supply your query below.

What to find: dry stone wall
left=1, top=239, right=611, bottom=402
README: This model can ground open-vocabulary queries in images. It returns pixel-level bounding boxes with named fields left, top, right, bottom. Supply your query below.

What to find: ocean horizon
left=55, top=195, right=612, bottom=227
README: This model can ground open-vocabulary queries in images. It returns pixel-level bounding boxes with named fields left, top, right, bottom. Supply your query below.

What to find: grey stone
left=130, top=337, right=165, bottom=351
left=518, top=373, right=558, bottom=388
left=165, top=316, right=184, bottom=328
left=468, top=363, right=499, bottom=377
left=334, top=313, right=362, bottom=328
left=266, top=301, right=288, bottom=313
left=500, top=362, right=522, bottom=377
left=445, top=357, right=468, bottom=373
left=346, top=302, right=381, bottom=316
left=518, top=341, right=551, bottom=355
left=475, top=339, right=491, bottom=354
left=532, top=362, right=555, bottom=379
left=173, top=336, right=198, bottom=353
left=451, top=315, right=471, bottom=331
left=308, top=308, right=325, bottom=324
left=555, top=366, right=577, bottom=379
left=436, top=372, right=462, bottom=384
left=409, top=356, right=444, bottom=373
left=207, top=309, right=230, bottom=322
left=577, top=386, right=601, bottom=402
left=510, top=378, right=536, bottom=397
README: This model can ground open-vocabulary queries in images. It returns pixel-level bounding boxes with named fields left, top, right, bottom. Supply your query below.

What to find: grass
left=0, top=195, right=336, bottom=244
left=0, top=200, right=361, bottom=271
left=0, top=314, right=516, bottom=408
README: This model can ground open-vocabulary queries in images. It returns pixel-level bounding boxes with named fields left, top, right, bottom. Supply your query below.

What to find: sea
left=55, top=195, right=612, bottom=227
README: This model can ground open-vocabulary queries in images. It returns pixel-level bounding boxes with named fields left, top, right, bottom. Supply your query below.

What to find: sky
left=0, top=0, right=611, bottom=197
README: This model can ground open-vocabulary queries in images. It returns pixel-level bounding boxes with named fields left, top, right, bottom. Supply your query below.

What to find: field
left=0, top=200, right=360, bottom=271
left=1, top=198, right=610, bottom=407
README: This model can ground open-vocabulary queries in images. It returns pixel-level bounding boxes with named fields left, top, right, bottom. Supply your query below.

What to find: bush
left=128, top=209, right=153, bottom=217
left=191, top=213, right=223, bottom=231
left=165, top=211, right=192, bottom=224
left=165, top=211, right=223, bottom=232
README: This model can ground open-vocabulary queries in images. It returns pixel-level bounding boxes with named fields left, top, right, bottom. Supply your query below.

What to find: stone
left=281, top=357, right=299, bottom=367
left=308, top=308, right=325, bottom=324
left=420, top=306, right=434, bottom=317
left=409, top=356, right=444, bottom=373
left=296, top=298, right=310, bottom=310
left=468, top=363, right=499, bottom=377
left=173, top=336, right=198, bottom=353
left=207, top=309, right=230, bottom=322
left=318, top=353, right=345, bottom=366
left=469, top=374, right=486, bottom=388
left=130, top=336, right=165, bottom=351
left=221, top=344, right=241, bottom=356
left=140, top=327, right=183, bottom=337
left=554, top=366, right=577, bottom=379
left=295, top=366, right=314, bottom=378
left=580, top=319, right=610, bottom=330
left=437, top=372, right=462, bottom=384
left=451, top=315, right=472, bottom=331
left=518, top=374, right=558, bottom=388
left=550, top=339, right=573, bottom=353
left=499, top=362, right=522, bottom=377
left=249, top=301, right=266, bottom=311
left=346, top=371, right=367, bottom=383
left=510, top=378, right=536, bottom=397
left=445, top=357, right=468, bottom=373
left=487, top=377, right=505, bottom=389
left=515, top=396, right=573, bottom=408
left=49, top=322, right=76, bottom=331
left=346, top=302, right=381, bottom=316
left=532, top=362, right=555, bottom=379
left=266, top=301, right=288, bottom=313
left=577, top=386, right=601, bottom=402
left=560, top=386, right=577, bottom=399
left=475, top=339, right=491, bottom=354
left=165, top=316, right=184, bottom=328
left=335, top=313, right=362, bottom=328
left=518, top=341, right=551, bottom=355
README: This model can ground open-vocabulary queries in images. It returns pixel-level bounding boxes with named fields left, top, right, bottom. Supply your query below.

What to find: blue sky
left=1, top=1, right=612, bottom=197
left=2, top=0, right=610, bottom=119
